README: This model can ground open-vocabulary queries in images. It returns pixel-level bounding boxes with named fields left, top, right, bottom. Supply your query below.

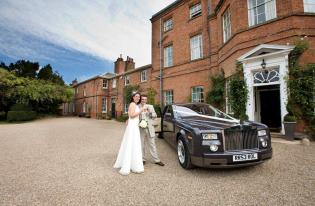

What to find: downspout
left=159, top=18, right=164, bottom=108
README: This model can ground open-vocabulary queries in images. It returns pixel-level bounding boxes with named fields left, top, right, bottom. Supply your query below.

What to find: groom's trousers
left=140, top=128, right=160, bottom=163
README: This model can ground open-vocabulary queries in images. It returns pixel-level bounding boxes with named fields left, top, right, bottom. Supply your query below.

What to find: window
left=163, top=18, right=173, bottom=32
left=102, top=98, right=107, bottom=113
left=164, top=45, right=173, bottom=67
left=83, top=89, right=86, bottom=97
left=190, top=3, right=202, bottom=19
left=164, top=90, right=174, bottom=105
left=83, top=102, right=86, bottom=113
left=124, top=104, right=128, bottom=113
left=103, top=79, right=108, bottom=89
left=124, top=75, right=130, bottom=86
left=141, top=70, right=147, bottom=82
left=190, top=34, right=203, bottom=60
left=248, top=0, right=276, bottom=26
left=112, top=79, right=116, bottom=88
left=192, top=86, right=204, bottom=102
left=222, top=8, right=231, bottom=43
left=304, top=0, right=315, bottom=12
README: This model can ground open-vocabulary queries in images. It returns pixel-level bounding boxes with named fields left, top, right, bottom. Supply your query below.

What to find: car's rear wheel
left=177, top=136, right=193, bottom=169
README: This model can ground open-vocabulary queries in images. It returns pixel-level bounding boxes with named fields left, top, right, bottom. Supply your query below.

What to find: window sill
left=188, top=13, right=202, bottom=22
left=164, top=28, right=173, bottom=34
left=190, top=57, right=204, bottom=62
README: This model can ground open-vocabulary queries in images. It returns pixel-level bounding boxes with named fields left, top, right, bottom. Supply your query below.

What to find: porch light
left=261, top=59, right=266, bottom=70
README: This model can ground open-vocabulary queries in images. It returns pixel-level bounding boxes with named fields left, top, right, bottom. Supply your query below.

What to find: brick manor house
left=63, top=0, right=315, bottom=134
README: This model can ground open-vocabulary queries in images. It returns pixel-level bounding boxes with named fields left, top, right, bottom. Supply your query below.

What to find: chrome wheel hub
left=177, top=140, right=185, bottom=164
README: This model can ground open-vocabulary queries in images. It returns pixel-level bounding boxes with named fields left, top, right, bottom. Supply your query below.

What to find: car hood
left=180, top=116, right=266, bottom=131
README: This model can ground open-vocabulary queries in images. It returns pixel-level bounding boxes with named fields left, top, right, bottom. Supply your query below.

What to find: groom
left=139, top=95, right=164, bottom=166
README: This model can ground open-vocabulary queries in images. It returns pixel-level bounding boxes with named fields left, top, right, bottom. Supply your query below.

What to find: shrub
left=0, top=111, right=6, bottom=120
left=153, top=104, right=162, bottom=117
left=116, top=115, right=128, bottom=122
left=7, top=111, right=37, bottom=121
left=10, top=103, right=32, bottom=111
left=284, top=114, right=296, bottom=122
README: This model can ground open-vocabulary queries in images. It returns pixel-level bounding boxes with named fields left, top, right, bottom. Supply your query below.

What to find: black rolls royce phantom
left=161, top=103, right=272, bottom=169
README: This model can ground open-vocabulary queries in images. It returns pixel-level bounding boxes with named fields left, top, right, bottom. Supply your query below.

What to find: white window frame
left=124, top=104, right=128, bottom=114
left=222, top=8, right=231, bottom=43
left=124, top=75, right=130, bottom=86
left=103, top=79, right=108, bottom=89
left=248, top=0, right=277, bottom=27
left=112, top=79, right=117, bottom=88
left=102, top=97, right=107, bottom=113
left=304, top=0, right=315, bottom=12
left=164, top=45, right=173, bottom=68
left=164, top=90, right=174, bottom=106
left=192, top=86, right=204, bottom=103
left=140, top=70, right=147, bottom=82
left=163, top=18, right=173, bottom=32
left=190, top=3, right=202, bottom=19
left=190, top=34, right=203, bottom=60
left=83, top=102, right=86, bottom=113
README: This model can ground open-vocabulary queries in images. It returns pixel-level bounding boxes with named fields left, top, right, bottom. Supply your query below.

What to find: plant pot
left=284, top=121, right=296, bottom=141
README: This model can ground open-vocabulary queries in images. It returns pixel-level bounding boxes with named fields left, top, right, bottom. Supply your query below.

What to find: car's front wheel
left=177, top=136, right=193, bottom=169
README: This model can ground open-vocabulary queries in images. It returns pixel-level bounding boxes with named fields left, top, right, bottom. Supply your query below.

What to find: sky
left=0, top=0, right=174, bottom=84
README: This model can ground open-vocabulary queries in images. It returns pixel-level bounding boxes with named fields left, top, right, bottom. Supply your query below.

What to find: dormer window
left=103, top=79, right=108, bottom=89
left=190, top=3, right=202, bottom=19
left=112, top=79, right=117, bottom=88
left=124, top=75, right=130, bottom=86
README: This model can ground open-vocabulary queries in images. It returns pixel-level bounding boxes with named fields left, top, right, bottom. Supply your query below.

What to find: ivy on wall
left=123, top=85, right=139, bottom=104
left=229, top=62, right=248, bottom=121
left=147, top=87, right=157, bottom=105
left=288, top=38, right=315, bottom=138
left=206, top=70, right=225, bottom=110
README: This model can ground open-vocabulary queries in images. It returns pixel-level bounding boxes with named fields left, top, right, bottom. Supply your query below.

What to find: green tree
left=37, top=64, right=65, bottom=85
left=8, top=60, right=39, bottom=78
left=0, top=68, right=73, bottom=114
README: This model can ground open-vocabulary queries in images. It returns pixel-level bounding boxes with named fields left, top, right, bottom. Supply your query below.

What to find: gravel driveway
left=0, top=117, right=314, bottom=206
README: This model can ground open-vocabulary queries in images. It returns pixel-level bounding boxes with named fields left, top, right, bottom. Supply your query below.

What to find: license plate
left=233, top=153, right=258, bottom=162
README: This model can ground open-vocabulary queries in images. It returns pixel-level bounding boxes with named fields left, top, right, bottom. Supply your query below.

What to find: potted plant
left=284, top=98, right=297, bottom=140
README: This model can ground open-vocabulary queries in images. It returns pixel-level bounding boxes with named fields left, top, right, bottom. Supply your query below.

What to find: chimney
left=114, top=55, right=125, bottom=74
left=125, top=56, right=135, bottom=71
left=71, top=78, right=78, bottom=86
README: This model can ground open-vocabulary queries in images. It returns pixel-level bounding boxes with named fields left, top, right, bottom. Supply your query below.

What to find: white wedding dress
left=113, top=106, right=144, bottom=175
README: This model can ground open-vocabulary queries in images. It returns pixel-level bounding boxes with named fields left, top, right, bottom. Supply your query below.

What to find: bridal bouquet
left=139, top=119, right=148, bottom=129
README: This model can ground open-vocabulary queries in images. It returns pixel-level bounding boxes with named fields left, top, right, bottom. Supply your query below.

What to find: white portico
left=238, top=44, right=295, bottom=134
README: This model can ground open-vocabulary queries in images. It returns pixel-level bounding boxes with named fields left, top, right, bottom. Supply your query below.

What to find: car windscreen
left=174, top=104, right=236, bottom=121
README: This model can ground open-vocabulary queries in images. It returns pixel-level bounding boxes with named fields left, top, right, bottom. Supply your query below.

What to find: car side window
left=164, top=106, right=173, bottom=118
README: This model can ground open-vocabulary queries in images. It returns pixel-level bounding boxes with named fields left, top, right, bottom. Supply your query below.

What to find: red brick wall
left=151, top=0, right=211, bottom=104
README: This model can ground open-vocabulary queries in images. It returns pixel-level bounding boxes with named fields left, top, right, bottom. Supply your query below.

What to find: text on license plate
left=233, top=153, right=258, bottom=162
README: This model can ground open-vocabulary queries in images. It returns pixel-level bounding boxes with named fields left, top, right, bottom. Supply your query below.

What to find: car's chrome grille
left=224, top=127, right=258, bottom=151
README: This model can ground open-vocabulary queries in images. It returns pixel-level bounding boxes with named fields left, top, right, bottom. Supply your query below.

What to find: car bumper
left=191, top=148, right=272, bottom=168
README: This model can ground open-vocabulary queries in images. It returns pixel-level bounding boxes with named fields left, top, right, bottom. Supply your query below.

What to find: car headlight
left=202, top=133, right=218, bottom=140
left=258, top=130, right=267, bottom=136
left=209, top=144, right=218, bottom=152
left=259, top=137, right=268, bottom=148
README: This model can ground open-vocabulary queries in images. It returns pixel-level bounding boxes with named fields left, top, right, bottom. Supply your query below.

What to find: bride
left=113, top=91, right=145, bottom=175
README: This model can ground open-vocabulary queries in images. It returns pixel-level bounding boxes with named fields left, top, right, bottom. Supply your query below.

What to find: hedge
left=116, top=115, right=129, bottom=122
left=0, top=112, right=6, bottom=120
left=7, top=111, right=37, bottom=121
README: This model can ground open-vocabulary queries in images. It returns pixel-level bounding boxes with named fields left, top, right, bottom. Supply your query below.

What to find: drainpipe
left=159, top=18, right=164, bottom=108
